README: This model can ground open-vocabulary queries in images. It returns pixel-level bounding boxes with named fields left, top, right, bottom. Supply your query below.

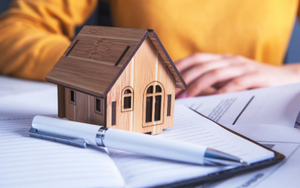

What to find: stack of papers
left=1, top=105, right=276, bottom=187
left=1, top=75, right=300, bottom=187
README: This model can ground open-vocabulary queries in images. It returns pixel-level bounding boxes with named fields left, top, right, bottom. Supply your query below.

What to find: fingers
left=175, top=53, right=300, bottom=97
left=216, top=73, right=267, bottom=94
left=175, top=88, right=186, bottom=98
left=180, top=56, right=242, bottom=86
left=199, top=87, right=217, bottom=96
left=176, top=87, right=216, bottom=98
left=212, top=79, right=232, bottom=89
left=174, top=53, right=268, bottom=98
left=175, top=53, right=222, bottom=97
left=185, top=63, right=254, bottom=97
left=175, top=53, right=225, bottom=72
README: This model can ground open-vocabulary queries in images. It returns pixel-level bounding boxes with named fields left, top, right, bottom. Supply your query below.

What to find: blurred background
left=0, top=0, right=299, bottom=64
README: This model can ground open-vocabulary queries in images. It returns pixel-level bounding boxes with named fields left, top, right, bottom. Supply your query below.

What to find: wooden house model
left=46, top=26, right=186, bottom=135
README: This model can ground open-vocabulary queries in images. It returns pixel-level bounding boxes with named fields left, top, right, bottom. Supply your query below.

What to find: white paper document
left=213, top=142, right=300, bottom=188
left=0, top=106, right=275, bottom=188
left=176, top=83, right=300, bottom=135
left=0, top=76, right=57, bottom=117
left=175, top=83, right=300, bottom=188
left=0, top=117, right=125, bottom=188
left=108, top=105, right=275, bottom=187
left=1, top=76, right=299, bottom=187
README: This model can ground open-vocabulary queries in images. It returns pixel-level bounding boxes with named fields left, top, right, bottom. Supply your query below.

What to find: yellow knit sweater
left=0, top=0, right=299, bottom=80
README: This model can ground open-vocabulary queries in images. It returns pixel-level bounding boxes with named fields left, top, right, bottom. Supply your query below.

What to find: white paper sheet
left=0, top=75, right=54, bottom=97
left=0, top=118, right=125, bottom=188
left=109, top=105, right=275, bottom=188
left=213, top=142, right=300, bottom=188
left=176, top=83, right=300, bottom=187
left=176, top=83, right=300, bottom=135
left=255, top=143, right=300, bottom=188
left=1, top=75, right=299, bottom=188
left=0, top=76, right=57, bottom=117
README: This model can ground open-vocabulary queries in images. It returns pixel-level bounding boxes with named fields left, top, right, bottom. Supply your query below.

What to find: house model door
left=143, top=82, right=164, bottom=127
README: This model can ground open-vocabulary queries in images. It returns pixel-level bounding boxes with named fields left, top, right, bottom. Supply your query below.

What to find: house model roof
left=46, top=26, right=186, bottom=98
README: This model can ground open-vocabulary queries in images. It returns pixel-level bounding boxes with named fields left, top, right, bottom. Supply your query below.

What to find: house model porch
left=46, top=26, right=186, bottom=135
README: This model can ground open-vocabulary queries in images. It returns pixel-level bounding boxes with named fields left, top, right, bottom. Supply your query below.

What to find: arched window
left=143, top=82, right=164, bottom=127
left=122, top=87, right=133, bottom=112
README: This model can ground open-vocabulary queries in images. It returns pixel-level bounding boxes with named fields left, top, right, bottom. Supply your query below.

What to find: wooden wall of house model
left=46, top=26, right=186, bottom=135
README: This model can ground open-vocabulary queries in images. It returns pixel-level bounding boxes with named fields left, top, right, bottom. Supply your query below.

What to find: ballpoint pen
left=29, top=115, right=248, bottom=166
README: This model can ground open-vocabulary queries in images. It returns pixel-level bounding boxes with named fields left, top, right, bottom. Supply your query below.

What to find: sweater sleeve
left=0, top=0, right=98, bottom=81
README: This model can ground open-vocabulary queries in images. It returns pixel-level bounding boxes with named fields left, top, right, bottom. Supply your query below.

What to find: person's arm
left=0, top=0, right=98, bottom=81
left=175, top=53, right=300, bottom=98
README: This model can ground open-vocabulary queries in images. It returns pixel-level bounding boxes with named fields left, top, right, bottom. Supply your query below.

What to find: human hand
left=175, top=53, right=300, bottom=98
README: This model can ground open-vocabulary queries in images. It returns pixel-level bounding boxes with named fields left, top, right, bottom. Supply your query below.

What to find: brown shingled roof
left=46, top=26, right=186, bottom=98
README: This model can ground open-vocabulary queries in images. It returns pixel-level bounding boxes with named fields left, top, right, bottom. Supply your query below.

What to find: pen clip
left=28, top=127, right=87, bottom=148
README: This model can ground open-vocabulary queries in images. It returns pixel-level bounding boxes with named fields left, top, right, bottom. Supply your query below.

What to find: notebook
left=0, top=105, right=284, bottom=188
